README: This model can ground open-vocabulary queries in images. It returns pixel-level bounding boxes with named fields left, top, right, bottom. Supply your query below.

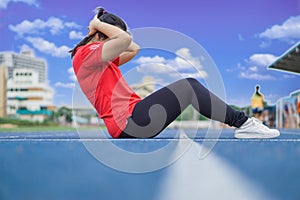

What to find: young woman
left=70, top=7, right=280, bottom=139
left=251, top=85, right=264, bottom=120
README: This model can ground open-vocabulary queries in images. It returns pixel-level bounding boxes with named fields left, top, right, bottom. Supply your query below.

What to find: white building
left=7, top=68, right=54, bottom=122
left=0, top=66, right=7, bottom=118
left=0, top=51, right=54, bottom=122
left=268, top=42, right=300, bottom=129
left=276, top=90, right=300, bottom=129
left=0, top=51, right=46, bottom=83
left=72, top=107, right=103, bottom=126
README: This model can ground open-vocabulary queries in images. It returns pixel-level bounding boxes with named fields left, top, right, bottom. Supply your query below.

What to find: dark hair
left=255, top=85, right=262, bottom=96
left=69, top=7, right=127, bottom=58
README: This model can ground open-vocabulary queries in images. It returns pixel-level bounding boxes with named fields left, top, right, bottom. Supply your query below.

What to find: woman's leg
left=119, top=78, right=248, bottom=138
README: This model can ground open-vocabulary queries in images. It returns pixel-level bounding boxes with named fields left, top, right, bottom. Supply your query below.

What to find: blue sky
left=1, top=0, right=299, bottom=107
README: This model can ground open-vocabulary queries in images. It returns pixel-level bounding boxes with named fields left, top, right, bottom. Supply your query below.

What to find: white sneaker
left=234, top=117, right=280, bottom=139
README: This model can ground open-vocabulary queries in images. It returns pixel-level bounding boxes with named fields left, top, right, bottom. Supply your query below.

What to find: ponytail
left=95, top=7, right=107, bottom=18
left=69, top=7, right=127, bottom=58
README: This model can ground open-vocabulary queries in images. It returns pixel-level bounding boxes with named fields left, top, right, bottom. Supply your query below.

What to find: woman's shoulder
left=74, top=42, right=104, bottom=60
left=79, top=42, right=104, bottom=51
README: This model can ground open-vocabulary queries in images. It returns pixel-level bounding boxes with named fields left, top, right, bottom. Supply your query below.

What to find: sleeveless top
left=251, top=93, right=264, bottom=109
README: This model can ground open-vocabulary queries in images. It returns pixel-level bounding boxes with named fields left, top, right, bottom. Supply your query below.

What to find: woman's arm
left=88, top=15, right=132, bottom=63
left=118, top=41, right=140, bottom=66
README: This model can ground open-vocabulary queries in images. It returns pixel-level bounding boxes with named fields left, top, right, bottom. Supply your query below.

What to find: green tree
left=56, top=107, right=73, bottom=123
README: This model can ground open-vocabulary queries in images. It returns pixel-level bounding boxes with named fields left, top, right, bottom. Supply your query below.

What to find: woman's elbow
left=134, top=47, right=140, bottom=55
left=121, top=33, right=132, bottom=49
left=135, top=43, right=140, bottom=52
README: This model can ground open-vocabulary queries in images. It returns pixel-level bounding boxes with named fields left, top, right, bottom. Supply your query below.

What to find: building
left=6, top=68, right=54, bottom=122
left=268, top=42, right=300, bottom=128
left=268, top=42, right=300, bottom=74
left=72, top=107, right=103, bottom=125
left=131, top=76, right=155, bottom=98
left=0, top=51, right=46, bottom=83
left=276, top=90, right=300, bottom=129
left=0, top=50, right=54, bottom=122
left=0, top=66, right=7, bottom=118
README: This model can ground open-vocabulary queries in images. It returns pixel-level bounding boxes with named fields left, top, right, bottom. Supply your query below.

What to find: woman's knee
left=185, top=77, right=198, bottom=84
left=177, top=77, right=198, bottom=86
left=185, top=77, right=205, bottom=88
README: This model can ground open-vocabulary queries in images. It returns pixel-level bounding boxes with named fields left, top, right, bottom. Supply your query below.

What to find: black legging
left=119, top=78, right=248, bottom=138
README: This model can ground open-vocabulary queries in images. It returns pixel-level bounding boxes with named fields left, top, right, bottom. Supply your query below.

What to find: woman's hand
left=87, top=15, right=100, bottom=36
left=86, top=14, right=132, bottom=62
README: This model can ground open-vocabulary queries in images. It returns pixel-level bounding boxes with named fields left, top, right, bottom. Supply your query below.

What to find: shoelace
left=251, top=117, right=269, bottom=130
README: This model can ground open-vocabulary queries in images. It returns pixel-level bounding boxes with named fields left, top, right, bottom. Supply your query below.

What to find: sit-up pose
left=70, top=7, right=280, bottom=139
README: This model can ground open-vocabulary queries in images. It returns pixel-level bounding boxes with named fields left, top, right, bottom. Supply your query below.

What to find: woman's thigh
left=120, top=79, right=193, bottom=138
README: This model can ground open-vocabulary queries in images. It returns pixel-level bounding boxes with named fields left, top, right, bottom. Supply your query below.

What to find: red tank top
left=72, top=42, right=141, bottom=138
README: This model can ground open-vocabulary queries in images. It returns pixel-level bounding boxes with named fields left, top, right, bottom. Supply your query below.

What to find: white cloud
left=53, top=68, right=76, bottom=90
left=54, top=82, right=75, bottom=89
left=64, top=22, right=81, bottom=29
left=69, top=31, right=84, bottom=40
left=259, top=41, right=272, bottom=48
left=26, top=37, right=71, bottom=57
left=259, top=15, right=300, bottom=41
left=236, top=53, right=278, bottom=80
left=135, top=56, right=174, bottom=74
left=175, top=48, right=203, bottom=70
left=282, top=74, right=296, bottom=79
left=175, top=71, right=208, bottom=79
left=249, top=54, right=278, bottom=66
left=137, top=62, right=175, bottom=74
left=68, top=67, right=76, bottom=81
left=135, top=48, right=207, bottom=79
left=0, top=0, right=38, bottom=9
left=9, top=17, right=81, bottom=36
left=135, top=55, right=166, bottom=64
left=249, top=66, right=258, bottom=72
left=9, top=19, right=44, bottom=35
left=46, top=17, right=64, bottom=35
left=239, top=71, right=275, bottom=80
left=9, top=17, right=81, bottom=58
left=19, top=44, right=34, bottom=53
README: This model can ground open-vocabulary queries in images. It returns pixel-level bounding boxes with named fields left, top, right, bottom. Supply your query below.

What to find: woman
left=71, top=7, right=280, bottom=139
left=251, top=85, right=264, bottom=120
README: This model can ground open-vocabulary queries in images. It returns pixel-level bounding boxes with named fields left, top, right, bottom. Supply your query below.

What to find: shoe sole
left=234, top=132, right=280, bottom=139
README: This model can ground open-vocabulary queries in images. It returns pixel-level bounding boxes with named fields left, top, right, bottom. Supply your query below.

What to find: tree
left=56, top=107, right=73, bottom=123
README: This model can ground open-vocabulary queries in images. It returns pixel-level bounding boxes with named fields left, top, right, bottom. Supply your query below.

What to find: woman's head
left=97, top=7, right=127, bottom=30
left=94, top=7, right=127, bottom=40
left=70, top=7, right=127, bottom=58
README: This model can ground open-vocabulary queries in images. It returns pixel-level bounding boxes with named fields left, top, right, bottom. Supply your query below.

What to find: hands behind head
left=87, top=15, right=100, bottom=37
